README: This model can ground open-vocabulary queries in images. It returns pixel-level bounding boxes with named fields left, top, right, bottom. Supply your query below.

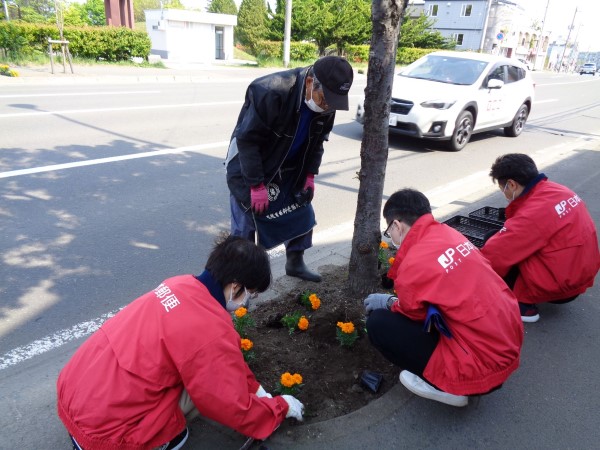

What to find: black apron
left=252, top=171, right=316, bottom=250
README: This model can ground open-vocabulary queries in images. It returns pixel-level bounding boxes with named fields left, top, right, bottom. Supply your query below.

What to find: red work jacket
left=57, top=275, right=288, bottom=450
left=482, top=178, right=600, bottom=303
left=387, top=214, right=523, bottom=395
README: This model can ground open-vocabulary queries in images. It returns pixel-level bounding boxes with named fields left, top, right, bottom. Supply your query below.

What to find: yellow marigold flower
left=240, top=338, right=253, bottom=351
left=292, top=373, right=303, bottom=384
left=309, top=295, right=321, bottom=310
left=298, top=316, right=309, bottom=330
left=379, top=241, right=389, bottom=249
left=388, top=257, right=395, bottom=265
left=281, top=372, right=295, bottom=387
left=234, top=307, right=247, bottom=318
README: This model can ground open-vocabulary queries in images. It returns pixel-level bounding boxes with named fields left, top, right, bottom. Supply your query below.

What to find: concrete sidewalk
left=180, top=143, right=600, bottom=449
left=0, top=60, right=283, bottom=85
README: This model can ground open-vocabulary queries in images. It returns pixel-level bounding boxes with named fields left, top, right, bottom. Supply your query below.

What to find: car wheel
left=448, top=110, right=473, bottom=151
left=504, top=104, right=529, bottom=137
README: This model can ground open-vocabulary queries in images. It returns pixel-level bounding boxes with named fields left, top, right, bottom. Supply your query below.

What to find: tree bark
left=347, top=0, right=407, bottom=296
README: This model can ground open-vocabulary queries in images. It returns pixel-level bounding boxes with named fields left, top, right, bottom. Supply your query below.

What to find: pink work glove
left=303, top=173, right=315, bottom=202
left=250, top=183, right=269, bottom=215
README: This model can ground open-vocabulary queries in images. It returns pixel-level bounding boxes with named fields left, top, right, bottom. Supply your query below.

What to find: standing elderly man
left=225, top=56, right=354, bottom=282
left=482, top=153, right=600, bottom=322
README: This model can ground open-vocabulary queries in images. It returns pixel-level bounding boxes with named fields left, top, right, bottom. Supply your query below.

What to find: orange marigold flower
left=309, top=295, right=321, bottom=310
left=337, top=321, right=355, bottom=334
left=292, top=373, right=303, bottom=384
left=379, top=241, right=389, bottom=249
left=298, top=316, right=309, bottom=330
left=234, top=307, right=247, bottom=318
left=240, top=338, right=253, bottom=351
left=388, top=257, right=395, bottom=265
left=281, top=372, right=295, bottom=387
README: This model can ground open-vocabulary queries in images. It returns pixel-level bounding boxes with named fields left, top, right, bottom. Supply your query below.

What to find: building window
left=452, top=33, right=464, bottom=46
left=428, top=4, right=439, bottom=17
left=461, top=4, right=473, bottom=17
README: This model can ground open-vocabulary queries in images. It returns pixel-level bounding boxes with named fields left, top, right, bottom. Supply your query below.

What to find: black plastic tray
left=468, top=206, right=506, bottom=226
left=443, top=215, right=502, bottom=248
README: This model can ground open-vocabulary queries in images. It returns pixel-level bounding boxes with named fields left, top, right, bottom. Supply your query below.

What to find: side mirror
left=487, top=78, right=504, bottom=89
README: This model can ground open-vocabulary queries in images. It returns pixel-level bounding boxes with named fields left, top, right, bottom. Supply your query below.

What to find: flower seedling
left=240, top=338, right=255, bottom=362
left=336, top=321, right=358, bottom=347
left=280, top=311, right=308, bottom=334
left=276, top=372, right=303, bottom=396
left=232, top=307, right=255, bottom=338
left=299, top=290, right=321, bottom=311
left=378, top=241, right=396, bottom=271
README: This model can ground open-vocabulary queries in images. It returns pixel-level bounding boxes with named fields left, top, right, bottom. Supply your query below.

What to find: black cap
left=313, top=56, right=354, bottom=111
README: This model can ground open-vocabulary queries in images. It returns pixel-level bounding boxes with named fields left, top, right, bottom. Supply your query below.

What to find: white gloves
left=255, top=385, right=272, bottom=398
left=281, top=395, right=304, bottom=421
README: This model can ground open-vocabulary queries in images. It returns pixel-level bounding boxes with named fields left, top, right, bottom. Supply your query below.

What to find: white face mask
left=226, top=286, right=251, bottom=312
left=503, top=183, right=516, bottom=203
left=305, top=84, right=325, bottom=113
left=391, top=228, right=404, bottom=248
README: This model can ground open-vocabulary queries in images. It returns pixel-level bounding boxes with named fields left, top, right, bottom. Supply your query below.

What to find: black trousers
left=504, top=266, right=579, bottom=304
left=366, top=309, right=439, bottom=378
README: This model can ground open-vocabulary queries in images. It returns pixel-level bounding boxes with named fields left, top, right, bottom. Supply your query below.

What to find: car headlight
left=420, top=100, right=456, bottom=110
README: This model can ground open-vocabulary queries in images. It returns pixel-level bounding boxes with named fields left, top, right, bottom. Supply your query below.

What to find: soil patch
left=246, top=264, right=398, bottom=425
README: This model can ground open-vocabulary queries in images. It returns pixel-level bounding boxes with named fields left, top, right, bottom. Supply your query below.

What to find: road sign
left=497, top=32, right=504, bottom=40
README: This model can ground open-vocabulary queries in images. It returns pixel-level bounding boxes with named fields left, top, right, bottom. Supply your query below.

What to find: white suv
left=580, top=63, right=597, bottom=75
left=356, top=51, right=535, bottom=151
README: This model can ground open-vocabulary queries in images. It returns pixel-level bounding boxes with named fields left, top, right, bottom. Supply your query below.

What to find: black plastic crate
left=443, top=215, right=502, bottom=248
left=468, top=206, right=506, bottom=226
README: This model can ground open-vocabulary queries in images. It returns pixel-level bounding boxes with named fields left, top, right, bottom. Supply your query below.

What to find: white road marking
left=0, top=100, right=243, bottom=119
left=0, top=90, right=161, bottom=99
left=0, top=141, right=230, bottom=179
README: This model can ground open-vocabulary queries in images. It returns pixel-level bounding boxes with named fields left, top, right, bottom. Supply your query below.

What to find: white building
left=144, top=9, right=237, bottom=63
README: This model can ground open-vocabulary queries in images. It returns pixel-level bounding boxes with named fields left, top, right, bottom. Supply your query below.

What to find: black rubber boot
left=285, top=250, right=322, bottom=282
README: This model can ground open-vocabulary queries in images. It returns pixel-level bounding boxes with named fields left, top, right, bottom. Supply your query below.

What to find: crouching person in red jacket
left=57, top=235, right=303, bottom=450
left=481, top=153, right=600, bottom=323
left=364, top=189, right=524, bottom=407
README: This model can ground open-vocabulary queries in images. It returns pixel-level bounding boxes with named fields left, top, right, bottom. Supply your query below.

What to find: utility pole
left=478, top=0, right=492, bottom=52
left=532, top=0, right=550, bottom=70
left=283, top=0, right=292, bottom=68
left=558, top=6, right=577, bottom=73
left=2, top=0, right=10, bottom=21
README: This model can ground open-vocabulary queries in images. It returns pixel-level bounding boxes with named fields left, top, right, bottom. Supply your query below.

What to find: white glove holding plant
left=282, top=395, right=304, bottom=421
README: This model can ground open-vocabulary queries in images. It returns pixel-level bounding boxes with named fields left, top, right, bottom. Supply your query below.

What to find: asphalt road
left=1, top=69, right=599, bottom=448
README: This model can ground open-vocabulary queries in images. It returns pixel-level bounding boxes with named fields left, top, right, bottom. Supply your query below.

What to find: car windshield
left=399, top=55, right=489, bottom=85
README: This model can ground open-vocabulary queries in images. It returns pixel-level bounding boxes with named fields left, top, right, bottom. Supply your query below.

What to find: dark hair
left=205, top=235, right=271, bottom=293
left=383, top=189, right=432, bottom=226
left=489, top=153, right=539, bottom=186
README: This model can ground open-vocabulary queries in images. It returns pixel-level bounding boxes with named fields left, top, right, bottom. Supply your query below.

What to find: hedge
left=254, top=40, right=319, bottom=61
left=0, top=22, right=150, bottom=61
left=345, top=44, right=440, bottom=65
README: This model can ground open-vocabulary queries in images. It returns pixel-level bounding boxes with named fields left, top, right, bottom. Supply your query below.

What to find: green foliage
left=0, top=22, right=151, bottom=62
left=237, top=0, right=269, bottom=52
left=133, top=0, right=183, bottom=23
left=400, top=14, right=455, bottom=50
left=64, top=0, right=106, bottom=27
left=280, top=311, right=303, bottom=335
left=253, top=40, right=318, bottom=61
left=396, top=47, right=439, bottom=65
left=207, top=0, right=238, bottom=15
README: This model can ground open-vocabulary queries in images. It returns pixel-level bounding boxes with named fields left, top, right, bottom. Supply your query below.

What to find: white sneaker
left=399, top=370, right=468, bottom=407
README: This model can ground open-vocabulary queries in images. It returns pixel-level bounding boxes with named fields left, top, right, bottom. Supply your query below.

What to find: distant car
left=355, top=51, right=535, bottom=151
left=580, top=63, right=597, bottom=75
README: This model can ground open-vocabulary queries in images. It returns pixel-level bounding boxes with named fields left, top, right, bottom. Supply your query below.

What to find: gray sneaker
left=399, top=371, right=468, bottom=407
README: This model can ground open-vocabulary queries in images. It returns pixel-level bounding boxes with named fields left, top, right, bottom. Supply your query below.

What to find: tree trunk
left=347, top=0, right=407, bottom=296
